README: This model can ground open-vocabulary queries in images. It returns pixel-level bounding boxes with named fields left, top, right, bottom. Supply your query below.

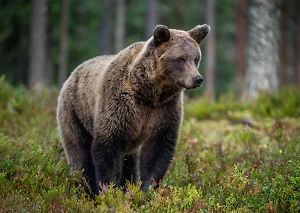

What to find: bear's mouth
left=179, top=80, right=202, bottom=89
left=184, top=84, right=202, bottom=89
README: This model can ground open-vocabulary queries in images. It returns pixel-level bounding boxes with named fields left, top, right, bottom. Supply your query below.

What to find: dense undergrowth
left=1, top=76, right=300, bottom=212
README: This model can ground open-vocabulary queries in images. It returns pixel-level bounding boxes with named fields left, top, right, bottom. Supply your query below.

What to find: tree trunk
left=205, top=0, right=216, bottom=99
left=58, top=0, right=70, bottom=87
left=115, top=0, right=125, bottom=52
left=280, top=0, right=288, bottom=86
left=28, top=0, right=48, bottom=88
left=145, top=0, right=159, bottom=39
left=294, top=0, right=300, bottom=85
left=243, top=0, right=281, bottom=99
left=98, top=0, right=113, bottom=55
left=236, top=0, right=249, bottom=91
left=46, top=24, right=54, bottom=86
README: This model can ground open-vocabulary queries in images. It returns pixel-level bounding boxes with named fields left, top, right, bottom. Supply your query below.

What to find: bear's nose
left=193, top=75, right=203, bottom=87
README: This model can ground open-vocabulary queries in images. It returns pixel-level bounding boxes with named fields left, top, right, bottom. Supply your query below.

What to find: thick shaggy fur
left=57, top=24, right=210, bottom=195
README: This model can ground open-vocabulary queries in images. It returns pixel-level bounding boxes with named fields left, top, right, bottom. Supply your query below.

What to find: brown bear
left=57, top=24, right=210, bottom=195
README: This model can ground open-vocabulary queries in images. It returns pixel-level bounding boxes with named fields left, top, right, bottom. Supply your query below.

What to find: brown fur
left=57, top=24, right=210, bottom=195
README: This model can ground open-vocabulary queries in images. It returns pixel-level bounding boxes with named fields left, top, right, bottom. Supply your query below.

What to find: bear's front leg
left=120, top=153, right=138, bottom=187
left=91, top=135, right=124, bottom=194
left=139, top=123, right=179, bottom=192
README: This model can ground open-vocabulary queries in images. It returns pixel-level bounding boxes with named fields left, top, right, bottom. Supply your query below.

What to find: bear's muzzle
left=193, top=75, right=204, bottom=88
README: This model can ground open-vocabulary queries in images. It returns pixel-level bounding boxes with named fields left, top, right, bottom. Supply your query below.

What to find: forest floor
left=1, top=76, right=300, bottom=212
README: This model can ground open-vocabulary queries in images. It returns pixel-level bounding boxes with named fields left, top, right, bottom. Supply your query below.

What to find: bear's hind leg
left=81, top=139, right=98, bottom=196
left=58, top=109, right=98, bottom=195
left=120, top=153, right=138, bottom=188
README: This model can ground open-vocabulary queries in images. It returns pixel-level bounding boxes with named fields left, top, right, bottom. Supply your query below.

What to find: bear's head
left=151, top=24, right=210, bottom=89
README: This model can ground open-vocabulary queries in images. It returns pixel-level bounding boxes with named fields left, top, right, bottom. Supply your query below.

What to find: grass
left=1, top=75, right=300, bottom=212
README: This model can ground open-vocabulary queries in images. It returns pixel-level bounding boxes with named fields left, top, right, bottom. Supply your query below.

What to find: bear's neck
left=135, top=83, right=182, bottom=107
left=129, top=65, right=183, bottom=107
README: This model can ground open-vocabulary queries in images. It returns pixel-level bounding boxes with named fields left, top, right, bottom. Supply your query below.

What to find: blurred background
left=0, top=0, right=299, bottom=99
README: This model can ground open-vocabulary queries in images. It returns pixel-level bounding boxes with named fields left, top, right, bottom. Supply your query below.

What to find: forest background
left=1, top=0, right=299, bottom=99
left=1, top=0, right=300, bottom=212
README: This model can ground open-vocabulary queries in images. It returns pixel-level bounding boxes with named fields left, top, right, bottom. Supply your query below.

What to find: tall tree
left=294, top=0, right=300, bottom=85
left=0, top=1, right=30, bottom=85
left=205, top=0, right=216, bottom=99
left=280, top=0, right=288, bottom=86
left=58, top=0, right=70, bottom=87
left=115, top=0, right=125, bottom=52
left=243, top=0, right=281, bottom=99
left=28, top=0, right=49, bottom=88
left=98, top=0, right=113, bottom=55
left=145, top=0, right=159, bottom=39
left=236, top=0, right=249, bottom=90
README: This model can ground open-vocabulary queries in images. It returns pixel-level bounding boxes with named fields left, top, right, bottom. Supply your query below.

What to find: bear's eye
left=194, top=57, right=199, bottom=65
left=177, top=57, right=185, bottom=64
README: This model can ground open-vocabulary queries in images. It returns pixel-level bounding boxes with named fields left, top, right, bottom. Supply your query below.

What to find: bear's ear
left=153, top=25, right=170, bottom=45
left=188, top=24, right=210, bottom=44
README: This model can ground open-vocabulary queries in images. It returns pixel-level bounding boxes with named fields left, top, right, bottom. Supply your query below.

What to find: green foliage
left=254, top=87, right=300, bottom=118
left=184, top=86, right=300, bottom=120
left=1, top=79, right=300, bottom=212
left=184, top=92, right=249, bottom=120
